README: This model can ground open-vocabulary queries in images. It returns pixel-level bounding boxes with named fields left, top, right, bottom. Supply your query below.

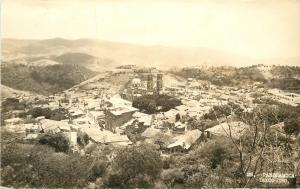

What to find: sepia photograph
left=1, top=0, right=300, bottom=188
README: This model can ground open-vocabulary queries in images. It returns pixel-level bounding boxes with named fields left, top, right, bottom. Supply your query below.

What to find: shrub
left=161, top=168, right=185, bottom=188
left=2, top=98, right=26, bottom=113
left=133, top=94, right=181, bottom=114
left=1, top=142, right=107, bottom=188
left=77, top=132, right=90, bottom=147
left=284, top=118, right=300, bottom=135
left=211, top=147, right=227, bottom=169
left=111, top=143, right=163, bottom=188
left=27, top=107, right=68, bottom=121
left=88, top=160, right=107, bottom=182
left=38, top=133, right=70, bottom=153
left=105, top=173, right=124, bottom=188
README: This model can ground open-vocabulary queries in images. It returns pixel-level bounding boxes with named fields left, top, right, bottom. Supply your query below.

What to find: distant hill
left=171, top=65, right=300, bottom=92
left=3, top=38, right=299, bottom=69
left=52, top=52, right=115, bottom=70
left=2, top=38, right=299, bottom=95
left=1, top=64, right=97, bottom=95
left=1, top=85, right=31, bottom=99
left=28, top=59, right=60, bottom=67
left=53, top=52, right=95, bottom=66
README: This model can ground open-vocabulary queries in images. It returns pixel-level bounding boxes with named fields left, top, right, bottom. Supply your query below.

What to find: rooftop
left=109, top=106, right=138, bottom=116
left=167, top=129, right=201, bottom=150
left=205, top=121, right=249, bottom=139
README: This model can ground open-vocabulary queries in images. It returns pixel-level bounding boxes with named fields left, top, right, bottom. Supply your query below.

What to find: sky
left=1, top=0, right=300, bottom=59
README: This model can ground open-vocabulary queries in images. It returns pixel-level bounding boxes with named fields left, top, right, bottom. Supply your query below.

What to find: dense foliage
left=266, top=78, right=300, bottom=91
left=1, top=98, right=27, bottom=125
left=203, top=102, right=244, bottom=120
left=1, top=64, right=97, bottom=95
left=171, top=66, right=267, bottom=87
left=171, top=65, right=300, bottom=92
left=38, top=133, right=70, bottom=153
left=1, top=98, right=27, bottom=113
left=132, top=94, right=182, bottom=114
left=27, top=107, right=68, bottom=121
left=106, top=143, right=163, bottom=188
left=1, top=142, right=106, bottom=188
left=284, top=117, right=300, bottom=135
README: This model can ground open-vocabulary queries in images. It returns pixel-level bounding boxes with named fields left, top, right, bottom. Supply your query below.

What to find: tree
left=27, top=107, right=68, bottom=120
left=211, top=146, right=228, bottom=169
left=105, top=173, right=124, bottom=188
left=111, top=143, right=163, bottom=188
left=77, top=131, right=90, bottom=147
left=1, top=143, right=100, bottom=188
left=132, top=94, right=182, bottom=114
left=210, top=104, right=297, bottom=187
left=153, top=133, right=174, bottom=149
left=38, top=133, right=70, bottom=153
left=28, top=107, right=51, bottom=118
left=203, top=104, right=232, bottom=120
left=88, top=160, right=107, bottom=182
left=161, top=168, right=184, bottom=189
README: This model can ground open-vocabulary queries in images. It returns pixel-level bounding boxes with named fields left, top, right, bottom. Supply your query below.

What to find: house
left=39, top=119, right=72, bottom=134
left=106, top=94, right=132, bottom=108
left=268, top=89, right=300, bottom=107
left=132, top=112, right=153, bottom=127
left=4, top=124, right=27, bottom=134
left=83, top=127, right=132, bottom=146
left=25, top=123, right=41, bottom=135
left=164, top=109, right=181, bottom=123
left=105, top=106, right=138, bottom=133
left=141, top=127, right=161, bottom=139
left=205, top=121, right=249, bottom=139
left=172, top=122, right=188, bottom=134
left=167, top=129, right=201, bottom=153
left=4, top=117, right=24, bottom=125
left=73, top=117, right=91, bottom=126
left=25, top=133, right=39, bottom=140
left=87, top=110, right=105, bottom=126
left=69, top=109, right=85, bottom=119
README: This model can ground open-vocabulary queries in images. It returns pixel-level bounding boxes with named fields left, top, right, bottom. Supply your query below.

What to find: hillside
left=170, top=65, right=300, bottom=92
left=1, top=85, right=31, bottom=99
left=52, top=52, right=115, bottom=70
left=53, top=52, right=95, bottom=66
left=1, top=64, right=97, bottom=95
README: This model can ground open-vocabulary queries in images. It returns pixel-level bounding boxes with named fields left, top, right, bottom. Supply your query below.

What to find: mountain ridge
left=3, top=38, right=299, bottom=68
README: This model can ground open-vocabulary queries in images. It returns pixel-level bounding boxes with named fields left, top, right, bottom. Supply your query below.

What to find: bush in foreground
left=105, top=143, right=163, bottom=188
left=1, top=143, right=105, bottom=188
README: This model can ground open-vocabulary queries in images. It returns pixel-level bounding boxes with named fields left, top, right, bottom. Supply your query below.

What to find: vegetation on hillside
left=1, top=64, right=97, bottom=95
left=53, top=52, right=95, bottom=66
left=171, top=66, right=300, bottom=92
left=26, top=107, right=69, bottom=121
left=132, top=94, right=182, bottom=114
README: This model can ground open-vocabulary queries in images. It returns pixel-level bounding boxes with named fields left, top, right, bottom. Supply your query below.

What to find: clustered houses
left=2, top=66, right=299, bottom=156
left=268, top=88, right=300, bottom=107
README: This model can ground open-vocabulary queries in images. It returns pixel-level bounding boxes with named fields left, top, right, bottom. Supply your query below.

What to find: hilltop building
left=147, top=74, right=154, bottom=92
